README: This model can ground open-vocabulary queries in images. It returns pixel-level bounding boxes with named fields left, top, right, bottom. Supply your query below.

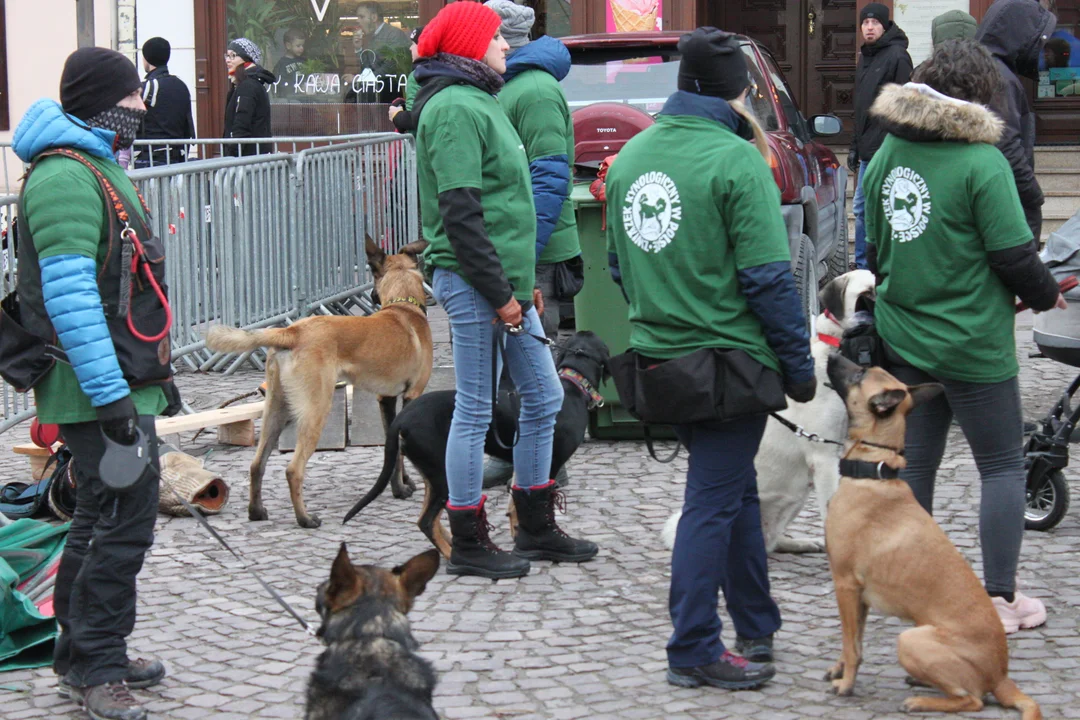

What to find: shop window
left=225, top=0, right=419, bottom=134
left=520, top=0, right=573, bottom=39
left=1037, top=0, right=1080, bottom=99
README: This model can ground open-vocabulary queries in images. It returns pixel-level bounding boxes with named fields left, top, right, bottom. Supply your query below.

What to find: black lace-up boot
left=446, top=496, right=530, bottom=579
left=511, top=481, right=599, bottom=562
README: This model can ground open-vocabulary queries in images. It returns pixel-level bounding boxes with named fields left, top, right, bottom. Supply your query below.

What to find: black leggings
left=888, top=363, right=1024, bottom=595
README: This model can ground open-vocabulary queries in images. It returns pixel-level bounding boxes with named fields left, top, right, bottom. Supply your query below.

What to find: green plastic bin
left=571, top=184, right=675, bottom=441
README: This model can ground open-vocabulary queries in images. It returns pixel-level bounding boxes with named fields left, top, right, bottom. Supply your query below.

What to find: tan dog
left=206, top=238, right=432, bottom=528
left=823, top=354, right=1040, bottom=719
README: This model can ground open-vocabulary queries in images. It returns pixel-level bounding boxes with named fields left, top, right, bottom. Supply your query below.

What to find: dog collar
left=839, top=458, right=901, bottom=480
left=818, top=332, right=841, bottom=347
left=383, top=296, right=427, bottom=313
left=558, top=368, right=605, bottom=410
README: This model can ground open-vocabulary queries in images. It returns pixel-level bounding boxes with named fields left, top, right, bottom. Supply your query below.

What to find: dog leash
left=156, top=468, right=318, bottom=637
left=769, top=412, right=904, bottom=454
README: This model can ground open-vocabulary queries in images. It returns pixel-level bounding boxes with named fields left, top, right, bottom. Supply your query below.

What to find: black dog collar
left=558, top=368, right=605, bottom=410
left=839, top=458, right=901, bottom=480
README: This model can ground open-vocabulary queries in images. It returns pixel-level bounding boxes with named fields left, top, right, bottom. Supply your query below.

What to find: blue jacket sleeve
left=607, top=251, right=630, bottom=304
left=530, top=154, right=571, bottom=261
left=736, top=261, right=815, bottom=385
left=40, top=254, right=130, bottom=407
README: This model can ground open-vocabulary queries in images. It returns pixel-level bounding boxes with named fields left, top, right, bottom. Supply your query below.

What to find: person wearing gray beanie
left=485, top=0, right=535, bottom=51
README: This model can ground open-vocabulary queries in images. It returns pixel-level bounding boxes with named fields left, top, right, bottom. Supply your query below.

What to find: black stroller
left=1025, top=211, right=1080, bottom=531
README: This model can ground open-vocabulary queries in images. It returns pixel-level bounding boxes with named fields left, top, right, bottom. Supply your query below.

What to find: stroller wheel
left=1025, top=470, right=1070, bottom=531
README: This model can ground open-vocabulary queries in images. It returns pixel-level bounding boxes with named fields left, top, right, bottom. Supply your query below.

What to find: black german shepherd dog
left=306, top=544, right=441, bottom=720
left=341, top=331, right=611, bottom=558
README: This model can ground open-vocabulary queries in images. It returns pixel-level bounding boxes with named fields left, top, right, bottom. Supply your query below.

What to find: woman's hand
left=495, top=298, right=523, bottom=328
left=1055, top=293, right=1068, bottom=311
left=533, top=287, right=545, bottom=317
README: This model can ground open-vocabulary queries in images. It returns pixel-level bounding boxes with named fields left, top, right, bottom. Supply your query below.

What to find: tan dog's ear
left=393, top=549, right=441, bottom=603
left=326, top=543, right=362, bottom=611
left=907, top=383, right=944, bottom=409
left=365, top=235, right=387, bottom=274
left=399, top=239, right=429, bottom=259
left=868, top=388, right=907, bottom=417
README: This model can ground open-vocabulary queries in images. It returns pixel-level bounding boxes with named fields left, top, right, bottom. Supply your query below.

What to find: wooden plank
left=155, top=401, right=265, bottom=436
left=217, top=419, right=256, bottom=447
left=13, top=443, right=56, bottom=457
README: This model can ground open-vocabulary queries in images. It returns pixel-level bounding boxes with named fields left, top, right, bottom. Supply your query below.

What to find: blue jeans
left=667, top=416, right=782, bottom=668
left=852, top=159, right=870, bottom=270
left=431, top=268, right=563, bottom=507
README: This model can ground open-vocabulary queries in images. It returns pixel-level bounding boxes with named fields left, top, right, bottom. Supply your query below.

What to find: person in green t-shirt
left=11, top=47, right=176, bottom=719
left=605, top=28, right=815, bottom=691
left=862, top=39, right=1064, bottom=634
left=481, top=0, right=580, bottom=489
left=413, top=2, right=597, bottom=581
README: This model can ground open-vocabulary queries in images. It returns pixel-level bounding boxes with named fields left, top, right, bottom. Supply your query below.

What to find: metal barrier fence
left=0, top=133, right=418, bottom=432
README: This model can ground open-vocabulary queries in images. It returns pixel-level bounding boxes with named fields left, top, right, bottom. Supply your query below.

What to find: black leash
left=157, top=467, right=318, bottom=637
left=768, top=412, right=905, bottom=454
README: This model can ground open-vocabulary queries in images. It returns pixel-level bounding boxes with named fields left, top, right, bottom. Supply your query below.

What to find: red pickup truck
left=560, top=32, right=848, bottom=320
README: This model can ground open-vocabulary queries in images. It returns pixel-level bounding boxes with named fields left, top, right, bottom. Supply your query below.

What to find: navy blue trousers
left=667, top=416, right=782, bottom=668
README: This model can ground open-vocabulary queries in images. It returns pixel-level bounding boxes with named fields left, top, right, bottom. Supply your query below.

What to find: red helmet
left=572, top=103, right=654, bottom=169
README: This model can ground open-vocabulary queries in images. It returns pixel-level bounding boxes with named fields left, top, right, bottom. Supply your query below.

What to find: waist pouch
left=607, top=347, right=787, bottom=426
left=0, top=292, right=68, bottom=392
left=553, top=256, right=585, bottom=301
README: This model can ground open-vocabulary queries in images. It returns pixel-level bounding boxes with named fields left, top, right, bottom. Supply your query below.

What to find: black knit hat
left=860, top=3, right=890, bottom=26
left=409, top=25, right=425, bottom=45
left=677, top=27, right=750, bottom=101
left=142, top=37, right=171, bottom=67
left=60, top=47, right=143, bottom=122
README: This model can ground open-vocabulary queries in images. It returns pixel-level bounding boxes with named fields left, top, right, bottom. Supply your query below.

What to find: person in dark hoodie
left=388, top=25, right=426, bottom=134
left=136, top=37, right=195, bottom=168
left=481, top=0, right=580, bottom=489
left=413, top=1, right=598, bottom=580
left=223, top=38, right=276, bottom=156
left=863, top=39, right=1064, bottom=635
left=849, top=3, right=912, bottom=270
left=605, top=27, right=816, bottom=691
left=976, top=0, right=1056, bottom=243
left=11, top=47, right=178, bottom=720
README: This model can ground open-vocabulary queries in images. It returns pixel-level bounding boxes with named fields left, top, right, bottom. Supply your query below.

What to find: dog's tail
left=993, top=678, right=1042, bottom=720
left=661, top=511, right=681, bottom=550
left=205, top=325, right=300, bottom=354
left=342, top=422, right=401, bottom=524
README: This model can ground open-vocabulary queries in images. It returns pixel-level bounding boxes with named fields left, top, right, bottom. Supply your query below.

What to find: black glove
left=785, top=377, right=817, bottom=404
left=161, top=380, right=184, bottom=417
left=847, top=150, right=859, bottom=175
left=97, top=396, right=139, bottom=445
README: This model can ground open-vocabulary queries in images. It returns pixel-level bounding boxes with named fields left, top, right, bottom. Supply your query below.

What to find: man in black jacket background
left=135, top=37, right=195, bottom=168
left=849, top=4, right=912, bottom=270
left=976, top=0, right=1057, bottom=245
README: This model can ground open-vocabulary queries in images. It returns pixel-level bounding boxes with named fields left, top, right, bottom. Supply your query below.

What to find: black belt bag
left=552, top=255, right=585, bottom=302
left=0, top=291, right=68, bottom=392
left=607, top=347, right=787, bottom=426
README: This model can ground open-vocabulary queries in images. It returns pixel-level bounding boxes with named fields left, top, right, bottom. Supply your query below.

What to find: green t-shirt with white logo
left=864, top=135, right=1033, bottom=383
left=417, top=84, right=537, bottom=302
left=604, top=113, right=790, bottom=370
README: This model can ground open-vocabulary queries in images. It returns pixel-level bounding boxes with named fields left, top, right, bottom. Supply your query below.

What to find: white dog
left=662, top=270, right=877, bottom=554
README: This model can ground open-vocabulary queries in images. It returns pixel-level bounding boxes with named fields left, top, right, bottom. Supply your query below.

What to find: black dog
left=342, top=331, right=611, bottom=558
left=306, top=544, right=441, bottom=720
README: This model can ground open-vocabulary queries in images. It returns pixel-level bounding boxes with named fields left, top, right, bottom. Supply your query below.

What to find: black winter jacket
left=224, top=65, right=277, bottom=156
left=976, top=0, right=1056, bottom=241
left=851, top=23, right=913, bottom=162
left=138, top=67, right=195, bottom=162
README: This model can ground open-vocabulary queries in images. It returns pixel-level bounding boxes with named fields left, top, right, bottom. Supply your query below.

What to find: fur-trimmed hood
left=869, top=83, right=1003, bottom=145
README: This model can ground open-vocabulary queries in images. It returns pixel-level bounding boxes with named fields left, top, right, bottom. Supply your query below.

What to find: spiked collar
left=383, top=296, right=427, bottom=314
left=558, top=368, right=605, bottom=410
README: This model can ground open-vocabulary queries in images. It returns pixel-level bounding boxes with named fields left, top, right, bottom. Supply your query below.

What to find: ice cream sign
left=606, top=0, right=662, bottom=32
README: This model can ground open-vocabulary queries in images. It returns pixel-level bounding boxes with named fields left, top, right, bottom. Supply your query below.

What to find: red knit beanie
left=417, top=2, right=503, bottom=61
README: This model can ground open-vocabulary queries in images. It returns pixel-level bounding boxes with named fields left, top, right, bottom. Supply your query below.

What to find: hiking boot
left=481, top=457, right=514, bottom=489
left=511, top=481, right=598, bottom=563
left=446, top=496, right=530, bottom=579
left=77, top=682, right=147, bottom=720
left=59, top=658, right=166, bottom=699
left=667, top=650, right=776, bottom=690
left=993, top=592, right=1047, bottom=634
left=734, top=634, right=774, bottom=663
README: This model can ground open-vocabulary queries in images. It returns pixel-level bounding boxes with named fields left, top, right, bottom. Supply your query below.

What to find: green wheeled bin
left=571, top=184, right=676, bottom=441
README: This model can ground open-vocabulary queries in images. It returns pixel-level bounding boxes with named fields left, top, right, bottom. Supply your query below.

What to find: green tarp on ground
left=0, top=519, right=68, bottom=672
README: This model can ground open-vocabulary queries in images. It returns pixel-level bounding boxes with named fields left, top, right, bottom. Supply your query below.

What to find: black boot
left=446, top=496, right=530, bottom=579
left=512, top=481, right=598, bottom=562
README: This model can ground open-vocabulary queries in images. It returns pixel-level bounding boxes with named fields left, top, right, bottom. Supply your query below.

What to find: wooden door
left=194, top=0, right=227, bottom=145
left=804, top=0, right=858, bottom=143
left=709, top=0, right=805, bottom=96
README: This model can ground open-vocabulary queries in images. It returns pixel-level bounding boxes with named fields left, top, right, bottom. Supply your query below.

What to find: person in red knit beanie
left=411, top=1, right=599, bottom=579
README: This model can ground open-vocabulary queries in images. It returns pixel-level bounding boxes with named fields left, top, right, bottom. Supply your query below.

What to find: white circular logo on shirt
left=881, top=166, right=932, bottom=243
left=622, top=171, right=682, bottom=253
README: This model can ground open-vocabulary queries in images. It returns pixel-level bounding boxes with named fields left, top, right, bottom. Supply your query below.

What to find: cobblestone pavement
left=3, top=312, right=1080, bottom=719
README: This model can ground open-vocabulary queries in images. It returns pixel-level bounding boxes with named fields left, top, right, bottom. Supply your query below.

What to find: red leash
left=121, top=226, right=172, bottom=342
left=1016, top=276, right=1077, bottom=313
